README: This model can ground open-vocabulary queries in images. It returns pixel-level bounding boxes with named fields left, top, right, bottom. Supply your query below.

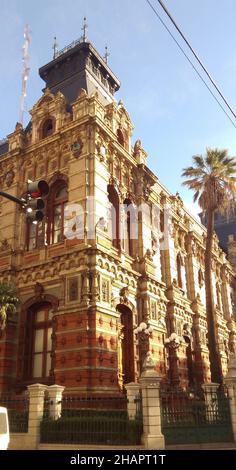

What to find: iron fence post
left=225, top=353, right=236, bottom=443
left=47, top=385, right=65, bottom=420
left=27, top=383, right=47, bottom=449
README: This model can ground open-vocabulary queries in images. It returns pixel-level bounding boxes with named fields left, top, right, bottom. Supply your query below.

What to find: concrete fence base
left=8, top=353, right=236, bottom=450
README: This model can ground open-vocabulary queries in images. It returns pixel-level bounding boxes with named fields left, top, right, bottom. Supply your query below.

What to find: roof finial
left=82, top=17, right=88, bottom=42
left=104, top=45, right=110, bottom=64
left=53, top=36, right=59, bottom=59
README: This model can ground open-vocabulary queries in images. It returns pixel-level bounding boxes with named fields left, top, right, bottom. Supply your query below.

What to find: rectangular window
left=53, top=205, right=62, bottom=243
left=27, top=221, right=45, bottom=251
left=31, top=306, right=52, bottom=379
left=47, top=327, right=52, bottom=351
left=34, top=329, right=44, bottom=353
left=68, top=277, right=79, bottom=302
left=46, top=352, right=51, bottom=377
left=101, top=278, right=109, bottom=303
left=150, top=300, right=157, bottom=320
left=33, top=353, right=43, bottom=378
left=28, top=223, right=37, bottom=250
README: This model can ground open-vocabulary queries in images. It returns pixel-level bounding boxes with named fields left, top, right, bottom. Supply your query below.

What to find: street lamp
left=164, top=332, right=182, bottom=349
left=134, top=322, right=153, bottom=374
left=164, top=332, right=183, bottom=386
left=134, top=321, right=153, bottom=336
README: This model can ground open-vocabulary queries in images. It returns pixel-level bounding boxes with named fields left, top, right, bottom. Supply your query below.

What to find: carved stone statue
left=134, top=139, right=142, bottom=153
left=151, top=232, right=159, bottom=256
left=120, top=286, right=129, bottom=304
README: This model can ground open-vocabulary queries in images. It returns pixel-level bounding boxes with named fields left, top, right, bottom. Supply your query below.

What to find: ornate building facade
left=0, top=38, right=236, bottom=395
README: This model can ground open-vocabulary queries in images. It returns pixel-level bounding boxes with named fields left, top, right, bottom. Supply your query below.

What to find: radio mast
left=19, top=25, right=31, bottom=126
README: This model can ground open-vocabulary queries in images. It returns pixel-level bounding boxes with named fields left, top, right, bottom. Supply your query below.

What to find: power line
left=145, top=0, right=236, bottom=129
left=156, top=0, right=236, bottom=122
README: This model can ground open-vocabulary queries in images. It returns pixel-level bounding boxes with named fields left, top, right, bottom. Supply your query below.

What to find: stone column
left=125, top=382, right=140, bottom=420
left=47, top=384, right=65, bottom=420
left=139, top=352, right=165, bottom=449
left=225, top=353, right=236, bottom=443
left=81, top=270, right=90, bottom=305
left=27, top=383, right=47, bottom=449
left=91, top=271, right=100, bottom=304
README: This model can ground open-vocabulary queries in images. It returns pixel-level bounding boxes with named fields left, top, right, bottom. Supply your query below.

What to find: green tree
left=182, top=148, right=236, bottom=383
left=0, top=282, right=20, bottom=329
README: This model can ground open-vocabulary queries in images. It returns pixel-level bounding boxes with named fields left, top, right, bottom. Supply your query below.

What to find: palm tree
left=0, top=282, right=20, bottom=329
left=182, top=148, right=236, bottom=384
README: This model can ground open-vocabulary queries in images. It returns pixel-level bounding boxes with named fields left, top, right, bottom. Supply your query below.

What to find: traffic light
left=26, top=180, right=49, bottom=223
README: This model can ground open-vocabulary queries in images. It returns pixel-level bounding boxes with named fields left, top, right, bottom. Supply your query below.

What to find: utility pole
left=0, top=191, right=26, bottom=207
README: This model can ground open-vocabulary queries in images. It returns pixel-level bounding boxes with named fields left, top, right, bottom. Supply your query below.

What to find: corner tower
left=39, top=40, right=120, bottom=106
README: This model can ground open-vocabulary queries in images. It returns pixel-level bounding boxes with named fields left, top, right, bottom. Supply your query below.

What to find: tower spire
left=82, top=17, right=88, bottom=42
left=52, top=36, right=59, bottom=59
left=104, top=45, right=110, bottom=64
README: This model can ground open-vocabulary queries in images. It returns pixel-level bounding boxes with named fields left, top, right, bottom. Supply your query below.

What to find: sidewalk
left=166, top=442, right=236, bottom=450
left=38, top=442, right=236, bottom=451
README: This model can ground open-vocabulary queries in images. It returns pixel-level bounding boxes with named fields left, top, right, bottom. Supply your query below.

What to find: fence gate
left=160, top=386, right=233, bottom=445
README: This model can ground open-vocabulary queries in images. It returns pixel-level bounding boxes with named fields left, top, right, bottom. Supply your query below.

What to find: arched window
left=108, top=185, right=120, bottom=249
left=26, top=185, right=47, bottom=250
left=123, top=198, right=132, bottom=256
left=117, top=128, right=125, bottom=147
left=198, top=268, right=204, bottom=288
left=160, top=210, right=164, bottom=232
left=26, top=180, right=68, bottom=249
left=177, top=253, right=183, bottom=288
left=48, top=182, right=68, bottom=245
left=42, top=118, right=54, bottom=138
left=23, top=303, right=53, bottom=380
left=27, top=219, right=46, bottom=251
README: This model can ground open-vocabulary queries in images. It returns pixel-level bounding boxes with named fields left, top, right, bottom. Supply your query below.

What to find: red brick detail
left=65, top=238, right=83, bottom=247
left=23, top=253, right=40, bottom=263
left=0, top=256, right=10, bottom=267
left=48, top=245, right=65, bottom=257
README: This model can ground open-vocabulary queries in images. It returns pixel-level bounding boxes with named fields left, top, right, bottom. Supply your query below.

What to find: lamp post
left=164, top=332, right=182, bottom=386
left=134, top=321, right=153, bottom=374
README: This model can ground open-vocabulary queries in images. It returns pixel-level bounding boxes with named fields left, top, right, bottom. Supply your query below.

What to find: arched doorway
left=116, top=304, right=135, bottom=385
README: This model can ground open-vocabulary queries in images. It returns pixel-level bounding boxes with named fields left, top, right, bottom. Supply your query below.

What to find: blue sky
left=1, top=0, right=236, bottom=217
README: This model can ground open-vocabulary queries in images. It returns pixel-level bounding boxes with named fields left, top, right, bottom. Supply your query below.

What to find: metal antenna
left=52, top=36, right=59, bottom=59
left=104, top=45, right=110, bottom=64
left=82, top=17, right=88, bottom=42
left=19, top=24, right=31, bottom=126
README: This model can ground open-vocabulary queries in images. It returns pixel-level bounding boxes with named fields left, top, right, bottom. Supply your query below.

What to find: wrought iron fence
left=40, top=395, right=142, bottom=445
left=134, top=393, right=142, bottom=420
left=160, top=385, right=233, bottom=444
left=0, top=392, right=29, bottom=433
